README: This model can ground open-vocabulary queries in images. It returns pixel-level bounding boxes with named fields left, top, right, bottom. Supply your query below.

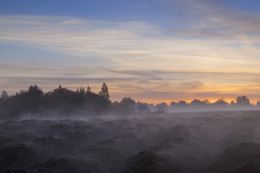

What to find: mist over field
left=0, top=110, right=260, bottom=173
left=0, top=84, right=260, bottom=172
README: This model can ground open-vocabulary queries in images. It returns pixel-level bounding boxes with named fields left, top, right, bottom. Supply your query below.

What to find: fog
left=1, top=111, right=260, bottom=173
left=166, top=104, right=260, bottom=113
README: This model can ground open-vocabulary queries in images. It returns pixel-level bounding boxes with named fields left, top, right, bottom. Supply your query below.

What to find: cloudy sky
left=0, top=0, right=260, bottom=104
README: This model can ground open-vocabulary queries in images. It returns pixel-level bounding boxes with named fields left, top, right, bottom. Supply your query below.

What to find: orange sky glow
left=1, top=1, right=260, bottom=104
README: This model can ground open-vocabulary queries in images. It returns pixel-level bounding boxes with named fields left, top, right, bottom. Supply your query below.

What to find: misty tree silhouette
left=236, top=96, right=250, bottom=105
left=0, top=82, right=259, bottom=119
left=99, top=83, right=110, bottom=99
left=191, top=99, right=208, bottom=106
left=136, top=102, right=150, bottom=113
left=119, top=97, right=136, bottom=114
left=0, top=90, right=8, bottom=101
left=155, top=103, right=167, bottom=113
left=215, top=98, right=228, bottom=106
left=86, top=86, right=91, bottom=93
left=27, top=85, right=44, bottom=110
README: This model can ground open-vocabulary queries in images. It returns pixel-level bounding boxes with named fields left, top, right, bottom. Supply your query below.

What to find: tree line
left=0, top=83, right=112, bottom=118
left=0, top=83, right=260, bottom=118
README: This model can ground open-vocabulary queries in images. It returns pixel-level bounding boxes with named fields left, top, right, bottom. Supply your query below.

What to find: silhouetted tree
left=136, top=102, right=150, bottom=113
left=85, top=92, right=111, bottom=112
left=4, top=85, right=43, bottom=115
left=230, top=100, right=236, bottom=106
left=27, top=85, right=44, bottom=110
left=171, top=101, right=188, bottom=109
left=44, top=85, right=74, bottom=108
left=178, top=101, right=187, bottom=106
left=86, top=86, right=91, bottom=93
left=53, top=85, right=73, bottom=99
left=119, top=97, right=136, bottom=114
left=155, top=103, right=167, bottom=113
left=215, top=98, right=228, bottom=106
left=73, top=87, right=86, bottom=105
left=76, top=87, right=86, bottom=95
left=0, top=90, right=8, bottom=101
left=99, top=83, right=109, bottom=99
left=236, top=96, right=250, bottom=105
left=111, top=101, right=120, bottom=110
left=170, top=101, right=176, bottom=107
left=191, top=99, right=208, bottom=106
left=169, top=100, right=188, bottom=111
left=0, top=90, right=9, bottom=116
left=257, top=101, right=260, bottom=107
left=6, top=85, right=43, bottom=116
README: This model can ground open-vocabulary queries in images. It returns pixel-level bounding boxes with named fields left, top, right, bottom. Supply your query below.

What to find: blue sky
left=0, top=0, right=168, bottom=22
left=1, top=0, right=260, bottom=103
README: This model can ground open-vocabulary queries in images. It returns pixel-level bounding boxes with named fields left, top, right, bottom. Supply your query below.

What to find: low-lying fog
left=1, top=111, right=260, bottom=173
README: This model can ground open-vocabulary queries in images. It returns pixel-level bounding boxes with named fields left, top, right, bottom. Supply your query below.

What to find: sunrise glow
left=1, top=0, right=260, bottom=104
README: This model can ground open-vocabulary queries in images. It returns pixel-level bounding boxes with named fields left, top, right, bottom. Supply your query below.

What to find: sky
left=0, top=0, right=260, bottom=104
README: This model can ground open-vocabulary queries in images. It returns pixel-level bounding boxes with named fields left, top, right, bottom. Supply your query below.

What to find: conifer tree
left=99, top=83, right=109, bottom=99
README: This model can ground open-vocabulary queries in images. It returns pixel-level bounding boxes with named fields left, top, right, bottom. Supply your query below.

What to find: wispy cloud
left=180, top=81, right=204, bottom=89
left=0, top=15, right=158, bottom=57
left=0, top=14, right=260, bottom=102
left=1, top=15, right=260, bottom=70
left=101, top=68, right=260, bottom=82
left=169, top=0, right=260, bottom=41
